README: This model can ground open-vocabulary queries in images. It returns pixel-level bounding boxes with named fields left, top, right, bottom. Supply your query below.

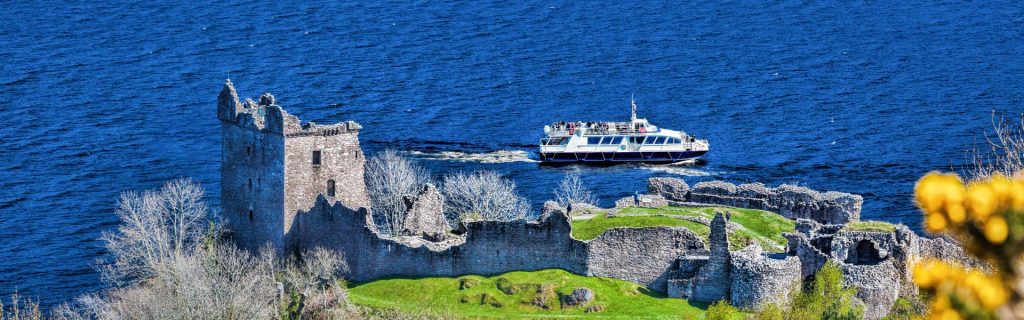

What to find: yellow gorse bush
left=913, top=172, right=1024, bottom=319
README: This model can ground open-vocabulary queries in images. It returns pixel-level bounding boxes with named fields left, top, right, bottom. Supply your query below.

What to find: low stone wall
left=646, top=177, right=862, bottom=224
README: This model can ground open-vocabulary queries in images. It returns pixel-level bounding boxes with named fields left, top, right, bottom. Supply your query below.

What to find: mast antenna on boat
left=630, top=94, right=637, bottom=121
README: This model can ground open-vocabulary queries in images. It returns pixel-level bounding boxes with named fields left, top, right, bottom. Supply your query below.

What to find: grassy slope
left=571, top=206, right=796, bottom=251
left=349, top=269, right=742, bottom=319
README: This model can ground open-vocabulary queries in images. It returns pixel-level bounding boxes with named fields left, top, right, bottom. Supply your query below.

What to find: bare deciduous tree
left=56, top=245, right=278, bottom=320
left=364, top=150, right=432, bottom=236
left=52, top=180, right=355, bottom=320
left=0, top=291, right=42, bottom=320
left=441, top=171, right=530, bottom=223
left=100, top=178, right=214, bottom=287
left=553, top=169, right=597, bottom=207
left=967, top=112, right=1024, bottom=180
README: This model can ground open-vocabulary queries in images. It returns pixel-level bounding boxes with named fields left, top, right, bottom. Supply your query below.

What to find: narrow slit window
left=327, top=180, right=336, bottom=197
left=312, top=150, right=322, bottom=165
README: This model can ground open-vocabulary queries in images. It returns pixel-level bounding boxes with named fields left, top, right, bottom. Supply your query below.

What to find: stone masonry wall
left=587, top=227, right=707, bottom=292
left=283, top=124, right=367, bottom=253
left=647, top=177, right=863, bottom=224
left=690, top=212, right=731, bottom=301
left=219, top=81, right=288, bottom=253
left=729, top=245, right=802, bottom=309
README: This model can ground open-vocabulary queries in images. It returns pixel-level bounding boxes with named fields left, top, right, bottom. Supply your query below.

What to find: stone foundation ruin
left=219, top=82, right=973, bottom=319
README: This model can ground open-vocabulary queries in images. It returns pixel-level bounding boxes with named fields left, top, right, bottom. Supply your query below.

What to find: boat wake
left=407, top=150, right=539, bottom=164
left=640, top=163, right=718, bottom=177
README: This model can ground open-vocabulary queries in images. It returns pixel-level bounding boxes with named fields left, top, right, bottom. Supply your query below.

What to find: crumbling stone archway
left=848, top=240, right=883, bottom=265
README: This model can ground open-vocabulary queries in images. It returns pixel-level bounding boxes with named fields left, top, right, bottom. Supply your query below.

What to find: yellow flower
left=917, top=173, right=953, bottom=213
left=913, top=263, right=935, bottom=287
left=934, top=308, right=961, bottom=320
left=1010, top=180, right=1024, bottom=211
left=974, top=279, right=1008, bottom=308
left=927, top=213, right=948, bottom=232
left=990, top=174, right=1012, bottom=204
left=967, top=183, right=996, bottom=220
left=983, top=215, right=1008, bottom=244
left=946, top=204, right=966, bottom=224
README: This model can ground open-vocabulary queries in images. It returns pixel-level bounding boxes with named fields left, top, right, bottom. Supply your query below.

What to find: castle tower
left=218, top=80, right=369, bottom=255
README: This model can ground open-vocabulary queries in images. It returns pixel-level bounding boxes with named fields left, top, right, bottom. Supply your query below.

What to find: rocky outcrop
left=401, top=184, right=450, bottom=241
left=562, top=287, right=595, bottom=307
left=686, top=180, right=862, bottom=224
left=647, top=177, right=690, bottom=201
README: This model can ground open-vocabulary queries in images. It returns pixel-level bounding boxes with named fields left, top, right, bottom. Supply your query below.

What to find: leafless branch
left=441, top=171, right=530, bottom=223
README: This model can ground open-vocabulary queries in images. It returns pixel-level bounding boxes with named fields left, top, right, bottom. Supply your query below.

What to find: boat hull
left=538, top=150, right=707, bottom=163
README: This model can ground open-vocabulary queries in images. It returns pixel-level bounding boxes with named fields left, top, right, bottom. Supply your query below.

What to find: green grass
left=349, top=269, right=742, bottom=319
left=572, top=214, right=711, bottom=243
left=572, top=206, right=796, bottom=252
left=843, top=220, right=897, bottom=233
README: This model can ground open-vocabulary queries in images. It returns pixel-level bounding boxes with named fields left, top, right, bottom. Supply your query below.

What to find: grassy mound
left=571, top=206, right=795, bottom=252
left=349, top=269, right=734, bottom=319
left=843, top=220, right=897, bottom=233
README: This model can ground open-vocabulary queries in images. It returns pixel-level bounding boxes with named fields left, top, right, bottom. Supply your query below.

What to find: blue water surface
left=1, top=0, right=1022, bottom=307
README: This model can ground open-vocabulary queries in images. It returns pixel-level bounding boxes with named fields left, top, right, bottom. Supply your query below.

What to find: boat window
left=670, top=137, right=681, bottom=144
left=598, top=137, right=608, bottom=144
left=543, top=137, right=566, bottom=145
left=654, top=137, right=666, bottom=144
left=611, top=137, right=623, bottom=144
left=587, top=137, right=602, bottom=145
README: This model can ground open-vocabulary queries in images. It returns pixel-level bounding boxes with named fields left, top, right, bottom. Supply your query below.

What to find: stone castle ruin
left=218, top=81, right=971, bottom=319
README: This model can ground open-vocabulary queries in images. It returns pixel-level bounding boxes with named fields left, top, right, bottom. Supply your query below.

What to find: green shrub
left=787, top=261, right=864, bottom=320
left=705, top=300, right=739, bottom=320
left=882, top=295, right=928, bottom=320
left=754, top=303, right=784, bottom=320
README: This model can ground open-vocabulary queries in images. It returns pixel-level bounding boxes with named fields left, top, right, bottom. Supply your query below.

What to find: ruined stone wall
left=729, top=246, right=802, bottom=309
left=842, top=261, right=901, bottom=320
left=687, top=180, right=862, bottom=224
left=294, top=198, right=711, bottom=292
left=587, top=227, right=707, bottom=292
left=647, top=177, right=863, bottom=224
left=283, top=123, right=367, bottom=253
left=690, top=213, right=732, bottom=301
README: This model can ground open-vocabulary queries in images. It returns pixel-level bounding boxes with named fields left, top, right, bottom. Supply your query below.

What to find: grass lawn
left=572, top=206, right=795, bottom=252
left=843, top=220, right=897, bottom=233
left=349, top=269, right=742, bottom=319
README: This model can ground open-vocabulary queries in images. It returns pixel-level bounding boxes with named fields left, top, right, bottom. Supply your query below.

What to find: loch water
left=1, top=0, right=1022, bottom=307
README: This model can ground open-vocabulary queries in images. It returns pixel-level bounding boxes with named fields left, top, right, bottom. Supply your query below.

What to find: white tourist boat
left=539, top=99, right=709, bottom=163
